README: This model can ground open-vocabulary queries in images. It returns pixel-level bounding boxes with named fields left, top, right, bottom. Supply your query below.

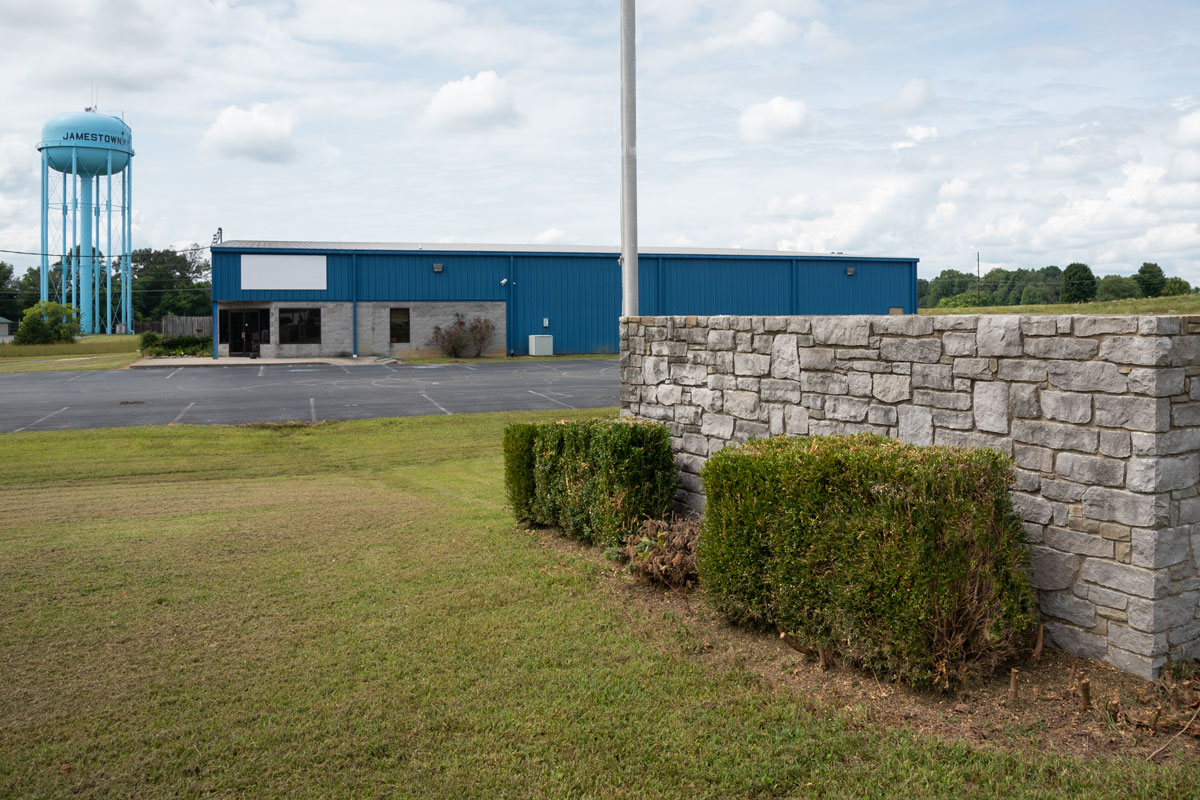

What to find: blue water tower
left=37, top=109, right=134, bottom=334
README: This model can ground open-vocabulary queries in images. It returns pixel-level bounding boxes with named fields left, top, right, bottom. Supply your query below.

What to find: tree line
left=0, top=245, right=211, bottom=328
left=918, top=262, right=1193, bottom=309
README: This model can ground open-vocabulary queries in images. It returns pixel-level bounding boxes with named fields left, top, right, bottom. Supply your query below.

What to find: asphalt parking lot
left=0, top=360, right=618, bottom=433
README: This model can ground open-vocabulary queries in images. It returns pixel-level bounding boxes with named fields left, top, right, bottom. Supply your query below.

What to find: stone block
left=1086, top=585, right=1130, bottom=610
left=897, top=406, right=932, bottom=445
left=706, top=329, right=735, bottom=350
left=1014, top=494, right=1054, bottom=525
left=879, top=338, right=943, bottom=363
left=1083, top=487, right=1168, bottom=528
left=868, top=405, right=898, bottom=426
left=997, top=359, right=1048, bottom=382
left=1099, top=336, right=1173, bottom=366
left=734, top=352, right=771, bottom=377
left=1108, top=624, right=1169, bottom=657
left=1128, top=591, right=1200, bottom=632
left=809, top=420, right=890, bottom=437
left=798, top=347, right=836, bottom=370
left=1039, top=592, right=1097, bottom=628
left=700, top=414, right=735, bottom=439
left=1140, top=316, right=1182, bottom=335
left=1099, top=430, right=1131, bottom=458
left=786, top=317, right=812, bottom=334
left=801, top=371, right=848, bottom=394
left=913, top=389, right=972, bottom=410
left=1041, top=479, right=1086, bottom=502
left=691, top=388, right=722, bottom=413
left=932, top=315, right=978, bottom=330
left=1094, top=396, right=1171, bottom=432
left=826, top=396, right=870, bottom=422
left=1010, top=384, right=1041, bottom=418
left=1099, top=523, right=1131, bottom=541
left=847, top=372, right=873, bottom=397
left=675, top=405, right=701, bottom=425
left=933, top=429, right=1012, bottom=454
left=785, top=405, right=810, bottom=435
left=1012, top=420, right=1098, bottom=453
left=1126, top=455, right=1200, bottom=493
left=767, top=404, right=784, bottom=435
left=1081, top=558, right=1171, bottom=599
left=760, top=379, right=801, bottom=403
left=671, top=363, right=709, bottom=386
left=1074, top=316, right=1138, bottom=336
left=1044, top=622, right=1108, bottom=661
left=733, top=420, right=770, bottom=441
left=812, top=316, right=870, bottom=346
left=871, top=315, right=934, bottom=335
left=1131, top=526, right=1193, bottom=569
left=1014, top=444, right=1053, bottom=472
left=973, top=381, right=1010, bottom=433
left=942, top=332, right=977, bottom=356
left=911, top=363, right=953, bottom=389
left=1055, top=453, right=1125, bottom=487
left=1131, top=428, right=1200, bottom=456
left=1047, top=527, right=1115, bottom=557
left=657, top=384, right=683, bottom=405
left=1128, top=368, right=1186, bottom=397
left=724, top=390, right=761, bottom=419
left=1023, top=337, right=1099, bottom=360
left=1014, top=469, right=1042, bottom=491
left=1108, top=649, right=1167, bottom=680
left=976, top=316, right=1023, bottom=356
left=1040, top=391, right=1092, bottom=424
left=953, top=358, right=991, bottom=379
left=932, top=409, right=974, bottom=430
left=872, top=374, right=911, bottom=403
left=1046, top=361, right=1128, bottom=393
left=644, top=356, right=669, bottom=384
left=1172, top=402, right=1200, bottom=428
left=763, top=333, right=797, bottom=378
left=1021, top=317, right=1059, bottom=335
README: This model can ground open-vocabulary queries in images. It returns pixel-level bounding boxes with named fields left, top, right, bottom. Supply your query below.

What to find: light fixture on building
left=433, top=263, right=443, bottom=273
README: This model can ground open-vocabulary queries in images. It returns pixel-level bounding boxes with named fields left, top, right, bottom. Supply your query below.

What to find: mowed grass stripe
left=0, top=413, right=1195, bottom=798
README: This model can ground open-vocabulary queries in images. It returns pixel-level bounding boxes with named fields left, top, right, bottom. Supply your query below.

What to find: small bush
left=13, top=302, right=80, bottom=344
left=506, top=418, right=677, bottom=547
left=502, top=423, right=539, bottom=522
left=428, top=314, right=471, bottom=358
left=467, top=316, right=497, bottom=357
left=142, top=334, right=211, bottom=357
left=139, top=331, right=163, bottom=350
left=700, top=434, right=1036, bottom=690
left=621, top=518, right=699, bottom=590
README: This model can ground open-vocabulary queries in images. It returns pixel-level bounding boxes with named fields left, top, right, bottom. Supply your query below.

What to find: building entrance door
left=228, top=309, right=268, bottom=357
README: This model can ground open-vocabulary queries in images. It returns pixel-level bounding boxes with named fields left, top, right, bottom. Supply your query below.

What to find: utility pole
left=620, top=0, right=638, bottom=317
left=976, top=252, right=982, bottom=307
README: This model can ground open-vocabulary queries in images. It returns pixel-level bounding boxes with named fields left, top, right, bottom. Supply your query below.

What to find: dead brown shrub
left=621, top=518, right=699, bottom=590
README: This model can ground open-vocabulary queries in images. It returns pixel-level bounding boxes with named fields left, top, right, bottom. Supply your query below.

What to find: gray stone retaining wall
left=618, top=313, right=1200, bottom=679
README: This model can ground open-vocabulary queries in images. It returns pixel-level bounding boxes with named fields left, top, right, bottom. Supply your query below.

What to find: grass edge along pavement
left=0, top=334, right=141, bottom=373
left=0, top=412, right=1196, bottom=798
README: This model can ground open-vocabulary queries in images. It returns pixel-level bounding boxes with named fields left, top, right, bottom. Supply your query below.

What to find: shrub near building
left=700, top=434, right=1037, bottom=690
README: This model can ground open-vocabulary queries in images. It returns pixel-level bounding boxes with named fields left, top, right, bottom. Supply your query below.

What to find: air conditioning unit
left=528, top=335, right=553, bottom=356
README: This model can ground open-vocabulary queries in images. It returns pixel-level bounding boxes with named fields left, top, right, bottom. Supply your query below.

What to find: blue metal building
left=209, top=241, right=918, bottom=359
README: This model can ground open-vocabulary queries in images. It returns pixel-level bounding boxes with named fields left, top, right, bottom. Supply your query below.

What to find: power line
left=0, top=244, right=210, bottom=258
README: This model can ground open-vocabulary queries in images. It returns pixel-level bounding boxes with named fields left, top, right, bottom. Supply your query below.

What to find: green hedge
left=504, top=418, right=677, bottom=546
left=700, top=434, right=1036, bottom=689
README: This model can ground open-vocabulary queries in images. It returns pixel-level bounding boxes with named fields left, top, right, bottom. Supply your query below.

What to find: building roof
left=0, top=316, right=12, bottom=323
left=213, top=240, right=916, bottom=262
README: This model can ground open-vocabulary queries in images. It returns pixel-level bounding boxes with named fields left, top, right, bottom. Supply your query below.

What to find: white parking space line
left=166, top=368, right=183, bottom=380
left=170, top=402, right=195, bottom=425
left=421, top=392, right=452, bottom=415
left=310, top=398, right=317, bottom=422
left=528, top=390, right=574, bottom=409
left=258, top=365, right=266, bottom=377
left=15, top=406, right=69, bottom=433
left=67, top=373, right=86, bottom=382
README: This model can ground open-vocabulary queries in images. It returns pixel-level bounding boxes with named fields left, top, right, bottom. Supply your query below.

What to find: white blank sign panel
left=241, top=255, right=327, bottom=290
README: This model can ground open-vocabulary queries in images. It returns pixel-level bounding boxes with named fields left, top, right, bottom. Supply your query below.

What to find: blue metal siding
left=212, top=246, right=918, bottom=354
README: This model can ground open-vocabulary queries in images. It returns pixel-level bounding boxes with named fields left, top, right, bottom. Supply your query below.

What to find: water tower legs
left=79, top=173, right=94, bottom=334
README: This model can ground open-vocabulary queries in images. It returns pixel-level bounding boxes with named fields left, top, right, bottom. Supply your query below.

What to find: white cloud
left=704, top=10, right=799, bottom=49
left=1175, top=111, right=1200, bottom=149
left=1168, top=150, right=1200, bottom=182
left=892, top=125, right=938, bottom=151
left=739, top=97, right=809, bottom=142
left=200, top=104, right=297, bottom=164
left=535, top=227, right=566, bottom=244
left=422, top=71, right=520, bottom=133
left=803, top=20, right=852, bottom=57
left=938, top=178, right=970, bottom=199
left=885, top=78, right=933, bottom=116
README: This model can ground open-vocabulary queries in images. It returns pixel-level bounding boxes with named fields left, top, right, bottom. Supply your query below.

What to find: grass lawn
left=921, top=294, right=1200, bottom=316
left=1, top=413, right=1196, bottom=798
left=0, top=335, right=141, bottom=373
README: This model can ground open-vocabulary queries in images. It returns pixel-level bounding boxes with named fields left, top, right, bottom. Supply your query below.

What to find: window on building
left=390, top=308, right=410, bottom=343
left=279, top=308, right=321, bottom=344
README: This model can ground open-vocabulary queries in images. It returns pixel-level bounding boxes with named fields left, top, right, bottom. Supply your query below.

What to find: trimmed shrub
left=621, top=518, right=699, bottom=590
left=700, top=434, right=1036, bottom=690
left=140, top=331, right=163, bottom=350
left=507, top=418, right=677, bottom=547
left=503, top=423, right=539, bottom=522
left=141, top=334, right=211, bottom=357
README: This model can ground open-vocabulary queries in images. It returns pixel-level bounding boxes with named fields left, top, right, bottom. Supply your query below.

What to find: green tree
left=1019, top=285, right=1051, bottom=305
left=0, top=261, right=20, bottom=324
left=936, top=290, right=991, bottom=308
left=1162, top=276, right=1191, bottom=296
left=1134, top=262, right=1166, bottom=298
left=1060, top=263, right=1096, bottom=303
left=926, top=269, right=975, bottom=306
left=916, top=278, right=930, bottom=308
left=13, top=301, right=81, bottom=344
left=1095, top=275, right=1143, bottom=302
left=130, top=246, right=211, bottom=320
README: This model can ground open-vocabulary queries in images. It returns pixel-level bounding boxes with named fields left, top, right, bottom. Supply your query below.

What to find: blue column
left=212, top=300, right=218, bottom=359
left=352, top=254, right=358, bottom=357
left=39, top=150, right=47, bottom=302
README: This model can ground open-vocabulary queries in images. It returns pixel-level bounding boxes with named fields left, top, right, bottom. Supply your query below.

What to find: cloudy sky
left=1, top=0, right=1199, bottom=283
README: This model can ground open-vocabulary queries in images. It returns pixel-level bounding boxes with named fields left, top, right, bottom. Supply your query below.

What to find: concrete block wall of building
left=619, top=313, right=1200, bottom=679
